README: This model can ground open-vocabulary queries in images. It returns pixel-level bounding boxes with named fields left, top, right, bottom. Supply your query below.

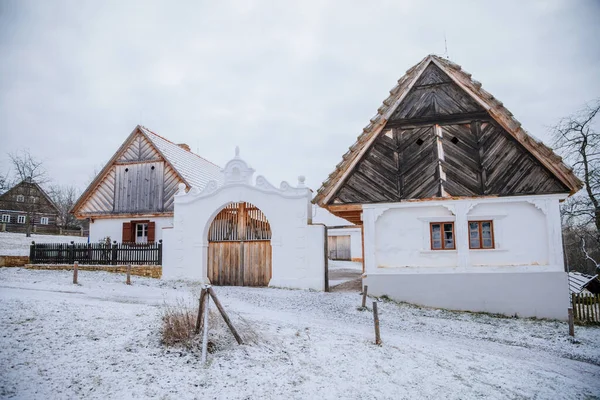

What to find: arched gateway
left=207, top=201, right=272, bottom=286
left=161, top=147, right=326, bottom=291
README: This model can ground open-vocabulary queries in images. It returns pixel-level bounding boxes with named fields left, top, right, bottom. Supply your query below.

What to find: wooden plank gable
left=314, top=55, right=582, bottom=210
left=389, top=64, right=485, bottom=122
left=117, top=134, right=162, bottom=163
left=73, top=128, right=186, bottom=217
left=330, top=119, right=568, bottom=204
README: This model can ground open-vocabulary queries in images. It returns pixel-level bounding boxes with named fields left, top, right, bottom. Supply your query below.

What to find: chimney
left=177, top=143, right=191, bottom=152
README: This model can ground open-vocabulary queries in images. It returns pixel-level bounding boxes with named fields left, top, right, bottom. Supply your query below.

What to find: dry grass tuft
left=160, top=298, right=197, bottom=348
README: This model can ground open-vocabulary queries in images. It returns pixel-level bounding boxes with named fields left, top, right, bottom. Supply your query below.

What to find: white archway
left=162, top=148, right=326, bottom=291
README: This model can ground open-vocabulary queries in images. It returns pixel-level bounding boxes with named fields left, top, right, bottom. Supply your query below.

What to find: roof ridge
left=140, top=125, right=222, bottom=169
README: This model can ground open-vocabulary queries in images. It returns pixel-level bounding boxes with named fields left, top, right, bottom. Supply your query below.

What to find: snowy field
left=0, top=231, right=88, bottom=256
left=1, top=268, right=599, bottom=399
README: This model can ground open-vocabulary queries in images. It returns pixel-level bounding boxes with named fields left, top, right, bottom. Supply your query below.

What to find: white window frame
left=40, top=217, right=49, bottom=225
left=30, top=196, right=37, bottom=203
left=16, top=195, right=24, bottom=202
left=1, top=214, right=10, bottom=223
left=17, top=215, right=26, bottom=224
left=135, top=223, right=149, bottom=244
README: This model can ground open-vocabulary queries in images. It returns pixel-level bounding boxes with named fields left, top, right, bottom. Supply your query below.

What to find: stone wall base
left=24, top=264, right=162, bottom=279
left=0, top=256, right=30, bottom=267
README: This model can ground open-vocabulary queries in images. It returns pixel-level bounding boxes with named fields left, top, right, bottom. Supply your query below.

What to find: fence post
left=158, top=240, right=163, bottom=265
left=73, top=261, right=78, bottom=284
left=68, top=241, right=75, bottom=264
left=373, top=301, right=381, bottom=345
left=126, top=264, right=131, bottom=285
left=1, top=223, right=5, bottom=232
left=361, top=285, right=369, bottom=309
left=112, top=241, right=118, bottom=266
left=568, top=308, right=574, bottom=336
left=30, top=241, right=35, bottom=263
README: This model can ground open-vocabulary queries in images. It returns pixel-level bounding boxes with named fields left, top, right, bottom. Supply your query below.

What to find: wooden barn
left=314, top=54, right=582, bottom=320
left=71, top=125, right=223, bottom=244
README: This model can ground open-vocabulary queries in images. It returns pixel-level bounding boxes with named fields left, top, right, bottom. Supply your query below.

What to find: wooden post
left=195, top=288, right=209, bottom=334
left=361, top=285, right=368, bottom=309
left=126, top=264, right=131, bottom=285
left=373, top=301, right=381, bottom=345
left=29, top=241, right=35, bottom=262
left=568, top=307, right=575, bottom=337
left=208, top=286, right=243, bottom=345
left=73, top=261, right=78, bottom=284
left=201, top=293, right=210, bottom=364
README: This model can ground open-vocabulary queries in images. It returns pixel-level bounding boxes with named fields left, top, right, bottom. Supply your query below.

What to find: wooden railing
left=29, top=241, right=162, bottom=266
left=572, top=293, right=600, bottom=324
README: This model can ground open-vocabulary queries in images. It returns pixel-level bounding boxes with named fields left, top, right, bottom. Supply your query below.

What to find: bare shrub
left=160, top=296, right=244, bottom=353
left=160, top=298, right=197, bottom=348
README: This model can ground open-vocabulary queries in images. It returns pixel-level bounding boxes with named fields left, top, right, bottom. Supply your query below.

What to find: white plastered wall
left=162, top=151, right=326, bottom=291
left=362, top=194, right=570, bottom=320
left=89, top=216, right=173, bottom=243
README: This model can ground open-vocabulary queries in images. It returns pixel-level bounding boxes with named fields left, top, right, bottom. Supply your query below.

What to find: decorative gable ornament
left=176, top=148, right=310, bottom=203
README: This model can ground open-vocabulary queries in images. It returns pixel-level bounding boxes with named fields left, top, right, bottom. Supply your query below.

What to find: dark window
left=430, top=222, right=455, bottom=250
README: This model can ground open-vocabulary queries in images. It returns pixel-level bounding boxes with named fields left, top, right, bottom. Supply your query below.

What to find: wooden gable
left=388, top=63, right=485, bottom=122
left=73, top=128, right=186, bottom=217
left=319, top=56, right=577, bottom=211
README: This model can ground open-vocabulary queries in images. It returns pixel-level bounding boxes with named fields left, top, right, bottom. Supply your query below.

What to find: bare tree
left=553, top=99, right=600, bottom=274
left=48, top=184, right=81, bottom=229
left=8, top=150, right=48, bottom=237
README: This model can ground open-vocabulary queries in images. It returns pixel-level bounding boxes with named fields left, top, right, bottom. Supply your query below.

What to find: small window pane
left=432, top=239, right=442, bottom=249
left=445, top=239, right=455, bottom=249
left=483, top=238, right=493, bottom=248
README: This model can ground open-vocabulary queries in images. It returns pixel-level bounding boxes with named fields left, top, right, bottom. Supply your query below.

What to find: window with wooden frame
left=16, top=195, right=24, bottom=202
left=468, top=221, right=494, bottom=249
left=122, top=220, right=156, bottom=244
left=430, top=222, right=455, bottom=250
left=1, top=214, right=10, bottom=223
left=17, top=215, right=26, bottom=224
left=40, top=217, right=49, bottom=225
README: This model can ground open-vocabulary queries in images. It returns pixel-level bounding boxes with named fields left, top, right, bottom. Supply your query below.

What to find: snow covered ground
left=0, top=231, right=88, bottom=256
left=1, top=268, right=599, bottom=399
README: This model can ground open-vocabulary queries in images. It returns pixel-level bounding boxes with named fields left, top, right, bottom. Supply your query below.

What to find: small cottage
left=313, top=55, right=582, bottom=320
left=71, top=125, right=223, bottom=243
left=0, top=179, right=60, bottom=234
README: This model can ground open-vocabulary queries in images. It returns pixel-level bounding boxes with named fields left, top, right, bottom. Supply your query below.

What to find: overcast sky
left=1, top=0, right=599, bottom=195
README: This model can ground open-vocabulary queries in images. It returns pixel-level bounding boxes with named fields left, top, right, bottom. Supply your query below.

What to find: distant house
left=569, top=272, right=600, bottom=295
left=0, top=178, right=60, bottom=234
left=313, top=54, right=582, bottom=320
left=313, top=206, right=363, bottom=262
left=71, top=125, right=223, bottom=244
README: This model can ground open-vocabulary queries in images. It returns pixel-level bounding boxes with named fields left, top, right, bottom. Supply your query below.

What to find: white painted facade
left=162, top=150, right=326, bottom=291
left=362, top=194, right=570, bottom=320
left=327, top=226, right=363, bottom=261
left=89, top=216, right=173, bottom=243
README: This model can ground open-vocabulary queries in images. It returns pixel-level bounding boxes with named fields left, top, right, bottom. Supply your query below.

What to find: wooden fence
left=572, top=293, right=600, bottom=324
left=29, top=241, right=162, bottom=266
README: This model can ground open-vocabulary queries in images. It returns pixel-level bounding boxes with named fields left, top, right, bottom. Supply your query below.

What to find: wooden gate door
left=207, top=202, right=272, bottom=286
left=328, top=235, right=351, bottom=260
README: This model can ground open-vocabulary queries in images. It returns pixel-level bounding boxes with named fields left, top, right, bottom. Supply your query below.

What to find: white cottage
left=313, top=55, right=582, bottom=320
left=71, top=125, right=223, bottom=243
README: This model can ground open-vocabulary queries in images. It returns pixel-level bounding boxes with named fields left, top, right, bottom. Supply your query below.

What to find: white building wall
left=363, top=194, right=570, bottom=320
left=89, top=216, right=173, bottom=243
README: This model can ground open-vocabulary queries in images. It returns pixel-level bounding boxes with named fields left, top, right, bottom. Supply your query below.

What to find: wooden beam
left=386, top=111, right=490, bottom=129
